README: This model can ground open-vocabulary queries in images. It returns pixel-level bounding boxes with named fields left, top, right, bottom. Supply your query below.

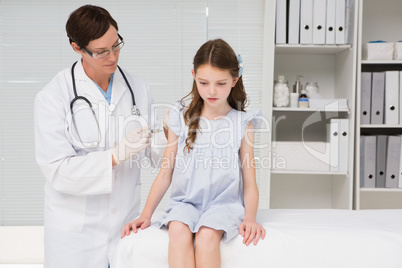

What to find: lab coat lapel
left=74, top=60, right=106, bottom=103
left=73, top=60, right=131, bottom=110
left=111, top=68, right=128, bottom=107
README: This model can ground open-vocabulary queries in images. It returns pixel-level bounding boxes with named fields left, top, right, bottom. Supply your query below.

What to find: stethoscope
left=70, top=61, right=141, bottom=148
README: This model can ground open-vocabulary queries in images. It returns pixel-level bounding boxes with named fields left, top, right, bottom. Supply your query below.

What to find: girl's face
left=72, top=26, right=121, bottom=77
left=192, top=64, right=238, bottom=109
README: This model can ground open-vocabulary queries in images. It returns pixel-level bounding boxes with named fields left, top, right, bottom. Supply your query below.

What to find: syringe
left=150, top=129, right=163, bottom=134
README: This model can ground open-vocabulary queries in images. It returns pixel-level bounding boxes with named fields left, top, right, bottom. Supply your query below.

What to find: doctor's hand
left=121, top=217, right=151, bottom=238
left=111, top=126, right=151, bottom=165
left=239, top=220, right=266, bottom=246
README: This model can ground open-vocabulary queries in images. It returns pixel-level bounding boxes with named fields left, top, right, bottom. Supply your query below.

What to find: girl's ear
left=191, top=69, right=196, bottom=80
left=232, top=77, right=239, bottom=87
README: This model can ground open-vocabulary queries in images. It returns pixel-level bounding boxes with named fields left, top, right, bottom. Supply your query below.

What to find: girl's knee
left=195, top=227, right=223, bottom=250
left=168, top=221, right=193, bottom=244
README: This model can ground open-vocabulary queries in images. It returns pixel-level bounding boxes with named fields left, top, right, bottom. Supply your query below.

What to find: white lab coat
left=34, top=60, right=165, bottom=268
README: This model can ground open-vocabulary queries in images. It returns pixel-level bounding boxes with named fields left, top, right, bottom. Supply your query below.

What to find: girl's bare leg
left=168, top=221, right=195, bottom=268
left=194, top=226, right=224, bottom=268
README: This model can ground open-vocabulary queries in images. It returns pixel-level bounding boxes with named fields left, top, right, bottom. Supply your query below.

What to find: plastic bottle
left=298, top=89, right=309, bottom=108
left=305, top=82, right=320, bottom=98
left=273, top=75, right=290, bottom=107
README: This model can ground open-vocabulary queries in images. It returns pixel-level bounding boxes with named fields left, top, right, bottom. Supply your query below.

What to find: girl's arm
left=121, top=127, right=178, bottom=238
left=238, top=122, right=266, bottom=245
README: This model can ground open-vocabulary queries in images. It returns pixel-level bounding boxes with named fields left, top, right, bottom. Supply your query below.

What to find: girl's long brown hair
left=182, top=39, right=248, bottom=153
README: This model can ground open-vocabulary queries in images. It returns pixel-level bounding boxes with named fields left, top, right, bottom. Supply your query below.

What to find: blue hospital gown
left=157, top=101, right=262, bottom=242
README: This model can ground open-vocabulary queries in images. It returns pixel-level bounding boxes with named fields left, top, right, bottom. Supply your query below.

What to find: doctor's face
left=80, top=26, right=121, bottom=77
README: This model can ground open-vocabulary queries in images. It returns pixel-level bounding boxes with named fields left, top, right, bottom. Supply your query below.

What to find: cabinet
left=261, top=0, right=358, bottom=209
left=355, top=0, right=402, bottom=209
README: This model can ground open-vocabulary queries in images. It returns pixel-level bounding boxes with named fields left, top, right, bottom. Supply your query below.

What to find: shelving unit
left=266, top=0, right=358, bottom=209
left=355, top=0, right=402, bottom=209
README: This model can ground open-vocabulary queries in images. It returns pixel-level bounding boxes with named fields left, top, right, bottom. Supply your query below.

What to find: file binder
left=300, top=0, right=313, bottom=44
left=345, top=0, right=355, bottom=44
left=360, top=72, right=372, bottom=125
left=376, top=135, right=387, bottom=188
left=313, top=0, right=326, bottom=44
left=328, top=119, right=340, bottom=172
left=338, top=119, right=349, bottom=172
left=386, top=135, right=400, bottom=188
left=275, top=0, right=287, bottom=44
left=398, top=135, right=402, bottom=188
left=399, top=71, right=402, bottom=124
left=385, top=71, right=399, bottom=125
left=325, top=0, right=336, bottom=44
left=360, top=136, right=376, bottom=188
left=335, top=0, right=346, bottom=44
left=328, top=118, right=348, bottom=172
left=371, top=72, right=385, bottom=125
left=288, top=0, right=301, bottom=44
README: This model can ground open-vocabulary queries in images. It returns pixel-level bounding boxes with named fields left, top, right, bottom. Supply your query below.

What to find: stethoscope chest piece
left=132, top=105, right=141, bottom=116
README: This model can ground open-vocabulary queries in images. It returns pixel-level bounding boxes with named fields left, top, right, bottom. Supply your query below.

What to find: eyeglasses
left=83, top=34, right=125, bottom=59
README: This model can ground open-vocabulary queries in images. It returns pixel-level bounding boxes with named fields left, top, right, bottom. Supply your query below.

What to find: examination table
left=113, top=209, right=402, bottom=268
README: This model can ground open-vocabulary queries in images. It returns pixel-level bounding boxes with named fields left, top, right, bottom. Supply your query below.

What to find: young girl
left=121, top=39, right=266, bottom=268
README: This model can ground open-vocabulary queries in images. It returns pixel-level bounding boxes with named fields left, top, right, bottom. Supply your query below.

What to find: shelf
left=273, top=107, right=349, bottom=113
left=360, top=125, right=402, bottom=135
left=360, top=188, right=402, bottom=193
left=275, top=44, right=352, bottom=55
left=361, top=124, right=402, bottom=128
left=271, top=170, right=348, bottom=176
left=362, top=60, right=402, bottom=64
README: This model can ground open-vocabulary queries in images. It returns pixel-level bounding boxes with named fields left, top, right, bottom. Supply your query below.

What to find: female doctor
left=34, top=5, right=166, bottom=268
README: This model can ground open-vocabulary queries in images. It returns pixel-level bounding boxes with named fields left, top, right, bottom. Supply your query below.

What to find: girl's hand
left=121, top=217, right=151, bottom=238
left=238, top=220, right=266, bottom=246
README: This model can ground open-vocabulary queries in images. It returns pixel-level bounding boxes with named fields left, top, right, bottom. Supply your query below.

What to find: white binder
left=385, top=71, right=399, bottom=125
left=371, top=72, right=385, bottom=125
left=335, top=0, right=346, bottom=44
left=360, top=136, right=376, bottom=188
left=313, top=0, right=326, bottom=44
left=386, top=135, right=401, bottom=188
left=325, top=0, right=336, bottom=44
left=360, top=72, right=372, bottom=125
left=275, top=0, right=287, bottom=44
left=398, top=135, right=402, bottom=188
left=288, top=0, right=301, bottom=44
left=300, top=0, right=313, bottom=44
left=345, top=0, right=355, bottom=44
left=338, top=119, right=349, bottom=172
left=328, top=119, right=340, bottom=172
left=399, top=71, right=402, bottom=124
left=376, top=135, right=387, bottom=188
